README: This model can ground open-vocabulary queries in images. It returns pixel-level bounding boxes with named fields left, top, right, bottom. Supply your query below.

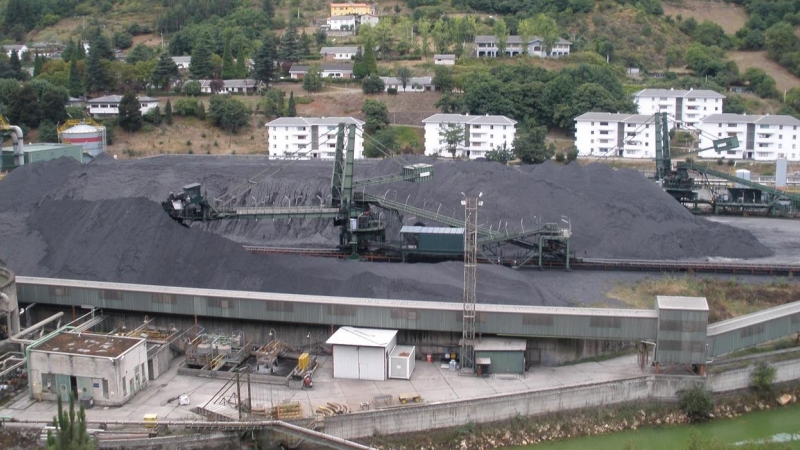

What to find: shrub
left=387, top=87, right=398, bottom=95
left=183, top=80, right=202, bottom=97
left=555, top=151, right=566, bottom=163
left=678, top=385, right=714, bottom=422
left=750, top=362, right=776, bottom=396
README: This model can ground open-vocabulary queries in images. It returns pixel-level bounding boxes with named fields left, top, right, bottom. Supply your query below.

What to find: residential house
left=29, top=42, right=62, bottom=58
left=171, top=56, right=191, bottom=70
left=634, top=88, right=725, bottom=129
left=266, top=117, right=365, bottom=159
left=197, top=79, right=265, bottom=94
left=87, top=95, right=160, bottom=119
left=3, top=44, right=28, bottom=57
left=331, top=2, right=374, bottom=16
left=379, top=76, right=434, bottom=92
left=320, top=46, right=359, bottom=60
left=698, top=114, right=800, bottom=161
left=422, top=114, right=517, bottom=159
left=289, top=63, right=354, bottom=79
left=474, top=35, right=571, bottom=58
left=574, top=112, right=657, bottom=159
left=434, top=54, right=456, bottom=66
left=328, top=15, right=357, bottom=31
left=360, top=14, right=380, bottom=27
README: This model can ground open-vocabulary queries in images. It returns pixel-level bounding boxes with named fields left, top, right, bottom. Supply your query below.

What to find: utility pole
left=460, top=192, right=482, bottom=374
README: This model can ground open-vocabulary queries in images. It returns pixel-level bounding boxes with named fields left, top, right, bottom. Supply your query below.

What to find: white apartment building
left=634, top=88, right=725, bottom=129
left=574, top=113, right=658, bottom=159
left=422, top=114, right=516, bottom=159
left=698, top=114, right=800, bottom=161
left=474, top=35, right=572, bottom=58
left=266, top=117, right=365, bottom=160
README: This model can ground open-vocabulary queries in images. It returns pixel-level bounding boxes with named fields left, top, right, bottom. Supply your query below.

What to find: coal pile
left=0, top=155, right=772, bottom=306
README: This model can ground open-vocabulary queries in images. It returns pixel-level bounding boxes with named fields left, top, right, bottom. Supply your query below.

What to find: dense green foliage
left=678, top=385, right=714, bottom=422
left=46, top=393, right=94, bottom=450
left=732, top=0, right=800, bottom=75
left=118, top=90, right=143, bottom=132
left=750, top=362, right=776, bottom=396
left=208, top=95, right=251, bottom=133
left=362, top=99, right=390, bottom=133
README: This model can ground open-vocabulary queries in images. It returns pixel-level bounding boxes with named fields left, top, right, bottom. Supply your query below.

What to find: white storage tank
left=58, top=121, right=106, bottom=162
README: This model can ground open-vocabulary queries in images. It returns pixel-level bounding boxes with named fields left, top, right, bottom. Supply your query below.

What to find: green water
left=505, top=403, right=800, bottom=450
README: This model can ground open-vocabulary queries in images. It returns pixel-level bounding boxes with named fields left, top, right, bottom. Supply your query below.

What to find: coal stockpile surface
left=0, top=155, right=772, bottom=306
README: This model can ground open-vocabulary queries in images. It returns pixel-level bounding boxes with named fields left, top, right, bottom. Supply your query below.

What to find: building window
left=99, top=289, right=123, bottom=301
left=208, top=297, right=235, bottom=309
left=153, top=293, right=176, bottom=304
left=49, top=286, right=72, bottom=296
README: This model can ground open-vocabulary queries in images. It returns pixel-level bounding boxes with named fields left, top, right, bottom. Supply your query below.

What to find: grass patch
left=608, top=275, right=800, bottom=322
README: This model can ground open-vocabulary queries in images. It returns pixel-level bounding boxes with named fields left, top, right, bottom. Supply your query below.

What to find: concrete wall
left=0, top=266, right=19, bottom=335
left=324, top=359, right=800, bottom=440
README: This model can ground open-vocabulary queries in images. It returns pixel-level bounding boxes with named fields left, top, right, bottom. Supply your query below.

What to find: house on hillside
left=88, top=95, right=159, bottom=119
left=360, top=14, right=380, bottom=27
left=289, top=63, right=354, bottom=79
left=330, top=2, right=374, bottom=16
left=379, top=76, right=434, bottom=92
left=474, top=35, right=571, bottom=58
left=197, top=79, right=265, bottom=94
left=434, top=54, right=456, bottom=65
left=328, top=15, right=357, bottom=31
left=634, top=88, right=725, bottom=129
left=697, top=114, right=800, bottom=161
left=171, top=56, right=191, bottom=70
left=574, top=112, right=657, bottom=159
left=3, top=44, right=28, bottom=57
left=266, top=117, right=365, bottom=159
left=320, top=46, right=359, bottom=60
left=422, top=114, right=517, bottom=159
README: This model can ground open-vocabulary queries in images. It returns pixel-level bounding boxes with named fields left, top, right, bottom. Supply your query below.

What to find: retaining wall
left=324, top=359, right=800, bottom=440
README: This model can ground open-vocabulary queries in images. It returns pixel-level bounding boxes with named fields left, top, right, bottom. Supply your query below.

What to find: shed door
left=333, top=345, right=359, bottom=379
left=358, top=347, right=386, bottom=381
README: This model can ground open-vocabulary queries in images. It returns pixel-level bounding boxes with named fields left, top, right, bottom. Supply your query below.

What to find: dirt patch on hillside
left=728, top=50, right=800, bottom=93
left=296, top=90, right=440, bottom=126
left=662, top=0, right=747, bottom=33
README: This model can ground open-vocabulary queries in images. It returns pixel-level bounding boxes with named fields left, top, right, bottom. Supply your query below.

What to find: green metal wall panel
left=418, top=233, right=463, bottom=254
left=707, top=315, right=800, bottom=357
left=474, top=350, right=524, bottom=374
left=655, top=308, right=708, bottom=365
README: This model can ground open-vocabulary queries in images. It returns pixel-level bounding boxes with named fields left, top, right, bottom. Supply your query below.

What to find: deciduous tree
left=361, top=99, right=389, bottom=133
left=440, top=123, right=465, bottom=158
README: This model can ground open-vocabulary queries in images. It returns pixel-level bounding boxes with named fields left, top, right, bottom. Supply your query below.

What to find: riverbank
left=359, top=381, right=800, bottom=450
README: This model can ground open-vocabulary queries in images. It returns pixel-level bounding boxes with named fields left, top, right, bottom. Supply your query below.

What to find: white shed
left=388, top=345, right=416, bottom=379
left=326, top=327, right=397, bottom=381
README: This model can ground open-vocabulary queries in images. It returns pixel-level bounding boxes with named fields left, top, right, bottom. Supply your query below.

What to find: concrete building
left=434, top=54, right=456, bottom=65
left=360, top=14, right=379, bottom=27
left=29, top=332, right=148, bottom=406
left=698, top=114, right=800, bottom=161
left=574, top=112, right=657, bottom=159
left=87, top=95, right=159, bottom=119
left=289, top=63, right=354, bottom=79
left=320, top=46, right=359, bottom=60
left=326, top=327, right=397, bottom=381
left=474, top=35, right=572, bottom=58
left=328, top=15, right=357, bottom=31
left=634, top=88, right=725, bottom=129
left=266, top=117, right=365, bottom=159
left=330, top=2, right=374, bottom=16
left=379, top=76, right=434, bottom=92
left=422, top=114, right=517, bottom=159
left=654, top=296, right=709, bottom=369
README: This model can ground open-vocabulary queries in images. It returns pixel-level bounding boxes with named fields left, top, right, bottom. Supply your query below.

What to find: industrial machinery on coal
left=163, top=123, right=572, bottom=266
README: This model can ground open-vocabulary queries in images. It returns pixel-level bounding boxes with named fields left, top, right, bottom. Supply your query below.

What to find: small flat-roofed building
left=401, top=226, right=464, bottom=255
left=320, top=46, right=359, bottom=60
left=326, top=327, right=397, bottom=380
left=434, top=54, right=456, bottom=65
left=88, top=95, right=159, bottom=118
left=654, top=296, right=709, bottom=368
left=473, top=337, right=527, bottom=375
left=29, top=332, right=149, bottom=406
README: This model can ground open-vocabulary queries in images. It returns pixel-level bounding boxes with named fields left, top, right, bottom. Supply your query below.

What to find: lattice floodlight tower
left=460, top=192, right=482, bottom=373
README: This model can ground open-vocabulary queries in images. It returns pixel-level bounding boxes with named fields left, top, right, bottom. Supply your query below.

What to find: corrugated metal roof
left=266, top=117, right=364, bottom=127
left=400, top=226, right=464, bottom=235
left=473, top=337, right=526, bottom=351
left=635, top=88, right=725, bottom=99
left=755, top=115, right=800, bottom=126
left=575, top=112, right=632, bottom=122
left=326, top=326, right=397, bottom=347
left=708, top=301, right=800, bottom=336
left=320, top=46, right=358, bottom=53
left=657, top=296, right=709, bottom=311
left=701, top=114, right=758, bottom=124
left=21, top=143, right=82, bottom=152
left=422, top=114, right=517, bottom=126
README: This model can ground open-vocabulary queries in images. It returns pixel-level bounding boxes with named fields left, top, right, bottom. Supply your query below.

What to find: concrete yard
left=0, top=353, right=650, bottom=425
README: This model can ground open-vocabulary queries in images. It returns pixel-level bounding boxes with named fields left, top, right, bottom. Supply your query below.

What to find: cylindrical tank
left=59, top=123, right=106, bottom=162
left=217, top=344, right=232, bottom=356
left=0, top=265, right=20, bottom=336
left=197, top=343, right=212, bottom=355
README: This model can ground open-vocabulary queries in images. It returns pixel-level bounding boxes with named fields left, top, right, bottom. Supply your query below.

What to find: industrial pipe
left=9, top=125, right=23, bottom=166
left=9, top=312, right=64, bottom=343
left=0, top=293, right=11, bottom=338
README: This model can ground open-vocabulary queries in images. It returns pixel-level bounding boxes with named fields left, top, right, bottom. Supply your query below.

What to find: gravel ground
left=0, top=155, right=776, bottom=307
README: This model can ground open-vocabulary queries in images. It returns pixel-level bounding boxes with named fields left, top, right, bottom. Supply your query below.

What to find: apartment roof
left=474, top=35, right=572, bottom=45
left=320, top=46, right=359, bottom=54
left=330, top=14, right=356, bottom=20
left=575, top=112, right=632, bottom=122
left=88, top=95, right=158, bottom=104
left=266, top=117, right=365, bottom=127
left=755, top=115, right=800, bottom=126
left=422, top=114, right=517, bottom=126
left=289, top=63, right=354, bottom=73
left=379, top=76, right=433, bottom=86
left=701, top=113, right=758, bottom=124
left=634, top=88, right=725, bottom=99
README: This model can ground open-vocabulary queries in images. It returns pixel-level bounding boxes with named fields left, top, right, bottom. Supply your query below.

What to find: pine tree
left=91, top=33, right=115, bottom=61
left=221, top=39, right=236, bottom=80
left=68, top=59, right=84, bottom=97
left=84, top=36, right=111, bottom=93
left=9, top=50, right=23, bottom=80
left=41, top=90, right=68, bottom=124
left=287, top=91, right=296, bottom=117
left=352, top=47, right=367, bottom=79
left=300, top=30, right=311, bottom=57
left=46, top=394, right=92, bottom=450
left=253, top=34, right=277, bottom=83
left=150, top=52, right=179, bottom=91
left=33, top=54, right=43, bottom=77
left=236, top=50, right=248, bottom=79
left=165, top=99, right=173, bottom=125
left=118, top=90, right=143, bottom=132
left=10, top=84, right=40, bottom=127
left=363, top=40, right=377, bottom=76
left=277, top=20, right=301, bottom=63
left=197, top=101, right=206, bottom=120
left=190, top=30, right=215, bottom=79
